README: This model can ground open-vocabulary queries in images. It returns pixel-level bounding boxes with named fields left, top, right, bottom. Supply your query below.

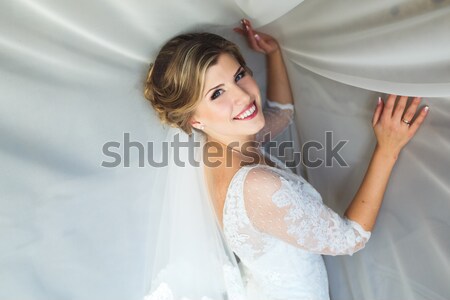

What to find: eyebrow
left=204, top=66, right=243, bottom=97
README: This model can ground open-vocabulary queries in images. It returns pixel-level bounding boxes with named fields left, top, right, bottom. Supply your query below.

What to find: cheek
left=215, top=101, right=234, bottom=120
left=200, top=101, right=233, bottom=123
left=242, top=78, right=260, bottom=96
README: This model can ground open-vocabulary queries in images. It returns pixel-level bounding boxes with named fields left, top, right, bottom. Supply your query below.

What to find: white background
left=1, top=0, right=449, bottom=299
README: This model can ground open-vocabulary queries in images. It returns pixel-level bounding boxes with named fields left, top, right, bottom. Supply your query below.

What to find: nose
left=231, top=83, right=251, bottom=105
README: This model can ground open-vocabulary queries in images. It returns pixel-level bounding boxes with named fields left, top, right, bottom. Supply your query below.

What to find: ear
left=190, top=118, right=204, bottom=130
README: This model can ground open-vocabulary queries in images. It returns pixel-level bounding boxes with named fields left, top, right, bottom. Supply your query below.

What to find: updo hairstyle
left=144, top=32, right=250, bottom=134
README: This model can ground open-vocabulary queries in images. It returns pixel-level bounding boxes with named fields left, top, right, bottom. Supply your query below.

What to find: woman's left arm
left=344, top=95, right=429, bottom=231
left=234, top=19, right=294, bottom=106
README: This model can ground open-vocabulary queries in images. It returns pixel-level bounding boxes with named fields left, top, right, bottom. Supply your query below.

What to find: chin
left=253, top=118, right=265, bottom=132
left=242, top=118, right=265, bottom=137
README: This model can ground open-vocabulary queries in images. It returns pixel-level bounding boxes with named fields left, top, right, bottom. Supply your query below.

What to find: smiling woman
left=144, top=33, right=252, bottom=135
left=190, top=53, right=265, bottom=145
left=143, top=19, right=428, bottom=300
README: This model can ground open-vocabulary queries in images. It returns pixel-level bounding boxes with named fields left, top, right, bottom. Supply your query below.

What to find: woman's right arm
left=344, top=94, right=429, bottom=231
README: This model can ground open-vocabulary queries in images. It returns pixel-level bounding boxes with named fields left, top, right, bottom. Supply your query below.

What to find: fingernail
left=378, top=97, right=382, bottom=104
left=424, top=106, right=429, bottom=112
left=254, top=34, right=260, bottom=41
left=245, top=24, right=249, bottom=31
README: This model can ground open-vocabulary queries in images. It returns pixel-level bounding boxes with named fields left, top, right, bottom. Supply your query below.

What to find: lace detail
left=266, top=99, right=294, bottom=110
left=223, top=161, right=371, bottom=300
left=224, top=170, right=267, bottom=260
left=245, top=166, right=371, bottom=256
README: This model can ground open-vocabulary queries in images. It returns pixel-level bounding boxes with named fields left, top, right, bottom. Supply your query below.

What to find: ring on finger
left=402, top=118, right=411, bottom=125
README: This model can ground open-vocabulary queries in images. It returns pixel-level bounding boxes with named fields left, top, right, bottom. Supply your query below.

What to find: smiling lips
left=233, top=101, right=257, bottom=120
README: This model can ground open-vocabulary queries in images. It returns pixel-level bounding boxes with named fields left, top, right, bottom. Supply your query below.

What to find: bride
left=144, top=19, right=429, bottom=300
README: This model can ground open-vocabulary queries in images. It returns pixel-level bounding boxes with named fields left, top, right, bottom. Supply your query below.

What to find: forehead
left=205, top=53, right=240, bottom=79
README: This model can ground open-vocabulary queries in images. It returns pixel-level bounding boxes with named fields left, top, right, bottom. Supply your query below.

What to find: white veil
left=144, top=127, right=246, bottom=300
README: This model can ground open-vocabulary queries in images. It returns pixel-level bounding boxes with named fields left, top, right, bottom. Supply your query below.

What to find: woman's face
left=191, top=53, right=265, bottom=143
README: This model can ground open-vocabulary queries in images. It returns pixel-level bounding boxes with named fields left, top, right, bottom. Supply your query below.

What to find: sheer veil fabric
left=1, top=0, right=449, bottom=299
left=145, top=128, right=246, bottom=300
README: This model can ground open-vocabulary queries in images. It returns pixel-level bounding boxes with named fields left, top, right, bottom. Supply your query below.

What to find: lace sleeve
left=243, top=166, right=371, bottom=256
left=256, top=99, right=294, bottom=143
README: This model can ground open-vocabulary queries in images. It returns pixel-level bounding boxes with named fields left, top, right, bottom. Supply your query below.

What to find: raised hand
left=233, top=19, right=280, bottom=55
left=372, top=94, right=429, bottom=159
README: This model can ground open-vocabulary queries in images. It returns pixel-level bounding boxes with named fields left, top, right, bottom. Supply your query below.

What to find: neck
left=206, top=133, right=257, bottom=152
left=205, top=134, right=269, bottom=167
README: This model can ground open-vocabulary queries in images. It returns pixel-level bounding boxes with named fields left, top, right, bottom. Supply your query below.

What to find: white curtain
left=0, top=0, right=449, bottom=299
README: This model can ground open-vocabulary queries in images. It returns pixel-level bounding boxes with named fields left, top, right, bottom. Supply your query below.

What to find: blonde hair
left=144, top=32, right=250, bottom=134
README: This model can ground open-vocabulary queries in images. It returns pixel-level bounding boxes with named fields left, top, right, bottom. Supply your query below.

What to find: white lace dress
left=223, top=100, right=371, bottom=300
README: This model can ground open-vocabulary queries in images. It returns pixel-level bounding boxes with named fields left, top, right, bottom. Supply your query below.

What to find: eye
left=211, top=89, right=223, bottom=100
left=235, top=69, right=246, bottom=82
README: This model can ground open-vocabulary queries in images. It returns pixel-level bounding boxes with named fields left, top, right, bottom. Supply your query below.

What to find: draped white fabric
left=1, top=0, right=449, bottom=299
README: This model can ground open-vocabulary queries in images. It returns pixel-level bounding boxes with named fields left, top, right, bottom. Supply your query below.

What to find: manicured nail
left=378, top=97, right=382, bottom=104
left=424, top=106, right=429, bottom=112
left=254, top=34, right=260, bottom=41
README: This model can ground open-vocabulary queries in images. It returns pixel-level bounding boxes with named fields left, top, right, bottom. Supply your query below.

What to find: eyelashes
left=234, top=68, right=246, bottom=82
left=211, top=89, right=223, bottom=100
left=210, top=68, right=247, bottom=100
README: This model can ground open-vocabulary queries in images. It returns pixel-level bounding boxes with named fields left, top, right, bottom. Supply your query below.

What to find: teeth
left=236, top=104, right=256, bottom=119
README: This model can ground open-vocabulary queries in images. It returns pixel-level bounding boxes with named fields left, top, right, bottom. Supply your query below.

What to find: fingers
left=392, top=95, right=408, bottom=121
left=374, top=94, right=429, bottom=155
left=235, top=19, right=264, bottom=53
left=254, top=34, right=273, bottom=53
left=382, top=94, right=397, bottom=121
left=372, top=97, right=384, bottom=127
left=409, top=105, right=429, bottom=135
left=401, top=96, right=421, bottom=125
left=233, top=27, right=245, bottom=35
left=243, top=19, right=264, bottom=52
left=379, top=93, right=429, bottom=135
